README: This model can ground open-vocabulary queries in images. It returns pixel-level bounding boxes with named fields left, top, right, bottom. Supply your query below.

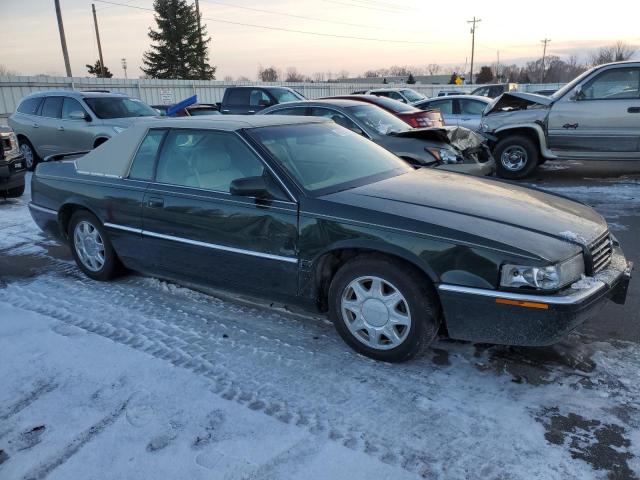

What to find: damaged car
left=260, top=99, right=494, bottom=176
left=482, top=61, right=640, bottom=179
left=28, top=116, right=632, bottom=362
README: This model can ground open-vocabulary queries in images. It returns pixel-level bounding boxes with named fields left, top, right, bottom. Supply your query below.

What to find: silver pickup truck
left=481, top=61, right=640, bottom=178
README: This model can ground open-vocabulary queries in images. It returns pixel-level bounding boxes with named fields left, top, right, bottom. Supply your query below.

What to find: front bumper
left=436, top=157, right=495, bottom=176
left=437, top=248, right=633, bottom=346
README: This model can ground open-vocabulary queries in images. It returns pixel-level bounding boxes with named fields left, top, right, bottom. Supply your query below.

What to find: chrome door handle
left=221, top=109, right=230, bottom=113
left=32, top=123, right=39, bottom=128
left=248, top=110, right=255, bottom=114
left=147, top=197, right=164, bottom=208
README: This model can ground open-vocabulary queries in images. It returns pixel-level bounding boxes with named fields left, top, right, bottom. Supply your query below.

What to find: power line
left=321, top=0, right=405, bottom=13
left=94, top=0, right=442, bottom=45
left=198, top=0, right=389, bottom=30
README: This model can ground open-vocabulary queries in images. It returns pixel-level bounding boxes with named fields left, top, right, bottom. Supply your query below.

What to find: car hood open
left=323, top=169, right=607, bottom=261
left=484, top=92, right=554, bottom=115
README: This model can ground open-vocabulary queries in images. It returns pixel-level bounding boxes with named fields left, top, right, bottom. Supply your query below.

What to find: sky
left=0, top=0, right=639, bottom=79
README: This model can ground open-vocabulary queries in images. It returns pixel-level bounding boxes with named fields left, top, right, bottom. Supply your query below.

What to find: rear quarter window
left=17, top=97, right=43, bottom=115
left=129, top=129, right=166, bottom=181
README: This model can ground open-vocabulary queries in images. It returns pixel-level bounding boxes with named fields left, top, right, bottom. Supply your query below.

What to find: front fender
left=491, top=123, right=557, bottom=159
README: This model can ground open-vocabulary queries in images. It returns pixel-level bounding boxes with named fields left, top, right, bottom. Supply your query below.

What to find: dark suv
left=217, top=86, right=306, bottom=115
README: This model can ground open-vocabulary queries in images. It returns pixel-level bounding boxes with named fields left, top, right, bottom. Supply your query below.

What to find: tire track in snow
left=0, top=381, right=58, bottom=423
left=22, top=401, right=128, bottom=480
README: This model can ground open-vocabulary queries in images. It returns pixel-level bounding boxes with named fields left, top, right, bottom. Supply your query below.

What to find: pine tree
left=475, top=66, right=494, bottom=84
left=406, top=73, right=416, bottom=84
left=86, top=60, right=113, bottom=78
left=142, top=0, right=216, bottom=80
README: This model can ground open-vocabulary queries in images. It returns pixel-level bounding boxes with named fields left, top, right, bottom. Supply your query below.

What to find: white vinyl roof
left=74, top=115, right=328, bottom=178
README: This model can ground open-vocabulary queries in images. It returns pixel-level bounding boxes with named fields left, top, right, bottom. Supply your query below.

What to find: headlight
left=426, top=147, right=460, bottom=164
left=500, top=254, right=584, bottom=290
left=113, top=126, right=127, bottom=134
left=481, top=122, right=489, bottom=131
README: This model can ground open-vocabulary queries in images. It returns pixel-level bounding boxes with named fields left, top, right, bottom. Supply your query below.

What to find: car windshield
left=359, top=95, right=417, bottom=113
left=188, top=107, right=220, bottom=116
left=401, top=89, right=425, bottom=102
left=271, top=89, right=306, bottom=103
left=84, top=97, right=157, bottom=119
left=248, top=122, right=411, bottom=194
left=346, top=104, right=410, bottom=135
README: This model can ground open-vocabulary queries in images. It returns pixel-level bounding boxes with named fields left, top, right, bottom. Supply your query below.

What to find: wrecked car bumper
left=436, top=247, right=633, bottom=346
left=436, top=156, right=495, bottom=176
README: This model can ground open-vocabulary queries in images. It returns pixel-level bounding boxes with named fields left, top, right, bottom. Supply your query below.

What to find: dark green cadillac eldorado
left=29, top=116, right=632, bottom=362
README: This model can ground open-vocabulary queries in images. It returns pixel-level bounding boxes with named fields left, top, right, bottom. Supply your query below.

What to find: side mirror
left=572, top=85, right=584, bottom=101
left=230, top=176, right=271, bottom=198
left=69, top=110, right=90, bottom=121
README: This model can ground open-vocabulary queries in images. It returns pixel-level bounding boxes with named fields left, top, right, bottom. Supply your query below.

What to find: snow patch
left=559, top=230, right=587, bottom=245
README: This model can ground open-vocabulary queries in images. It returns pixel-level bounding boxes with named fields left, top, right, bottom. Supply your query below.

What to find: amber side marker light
left=495, top=298, right=549, bottom=310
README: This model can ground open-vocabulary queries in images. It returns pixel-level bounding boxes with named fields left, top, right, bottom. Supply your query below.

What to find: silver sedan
left=414, top=95, right=491, bottom=131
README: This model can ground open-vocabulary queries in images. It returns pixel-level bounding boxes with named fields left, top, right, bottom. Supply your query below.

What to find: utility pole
left=541, top=38, right=551, bottom=82
left=496, top=50, right=500, bottom=82
left=54, top=0, right=72, bottom=77
left=121, top=58, right=128, bottom=79
left=91, top=4, right=106, bottom=78
left=467, top=17, right=481, bottom=84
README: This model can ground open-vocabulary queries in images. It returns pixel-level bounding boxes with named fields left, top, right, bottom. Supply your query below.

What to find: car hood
left=484, top=92, right=553, bottom=115
left=322, top=169, right=607, bottom=261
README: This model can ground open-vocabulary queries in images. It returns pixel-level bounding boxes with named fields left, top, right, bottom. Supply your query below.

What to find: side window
left=474, top=87, right=490, bottom=97
left=250, top=89, right=272, bottom=107
left=62, top=98, right=88, bottom=119
left=129, top=129, right=166, bottom=181
left=582, top=68, right=640, bottom=100
left=265, top=107, right=308, bottom=116
left=226, top=89, right=250, bottom=105
left=310, top=108, right=360, bottom=132
left=459, top=99, right=486, bottom=115
left=155, top=130, right=265, bottom=193
left=40, top=97, right=64, bottom=118
left=17, top=97, right=43, bottom=115
left=428, top=99, right=453, bottom=115
left=388, top=91, right=404, bottom=101
left=373, top=92, right=390, bottom=98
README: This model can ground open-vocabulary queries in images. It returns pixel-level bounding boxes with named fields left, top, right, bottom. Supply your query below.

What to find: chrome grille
left=589, top=231, right=613, bottom=274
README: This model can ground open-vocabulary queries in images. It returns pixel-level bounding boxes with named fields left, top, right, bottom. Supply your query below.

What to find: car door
left=458, top=98, right=487, bottom=130
left=422, top=99, right=456, bottom=126
left=34, top=96, right=65, bottom=156
left=58, top=97, right=95, bottom=152
left=548, top=66, right=640, bottom=158
left=141, top=128, right=299, bottom=296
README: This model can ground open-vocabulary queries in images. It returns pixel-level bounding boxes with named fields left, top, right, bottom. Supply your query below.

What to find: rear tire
left=328, top=256, right=440, bottom=362
left=68, top=210, right=122, bottom=281
left=494, top=135, right=539, bottom=179
left=19, top=138, right=39, bottom=171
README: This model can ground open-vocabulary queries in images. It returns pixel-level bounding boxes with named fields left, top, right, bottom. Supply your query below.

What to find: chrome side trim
left=104, top=222, right=142, bottom=234
left=438, top=282, right=606, bottom=305
left=28, top=203, right=58, bottom=215
left=103, top=223, right=297, bottom=264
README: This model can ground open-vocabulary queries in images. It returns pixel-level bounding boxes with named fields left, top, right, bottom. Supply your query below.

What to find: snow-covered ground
left=1, top=175, right=640, bottom=479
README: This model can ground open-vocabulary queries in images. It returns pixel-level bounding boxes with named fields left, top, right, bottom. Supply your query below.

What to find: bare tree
left=590, top=41, right=636, bottom=66
left=257, top=65, right=279, bottom=82
left=312, top=72, right=326, bottom=82
left=336, top=70, right=350, bottom=80
left=237, top=75, right=250, bottom=82
left=223, top=75, right=233, bottom=81
left=285, top=67, right=305, bottom=82
left=426, top=63, right=441, bottom=76
left=0, top=65, right=19, bottom=76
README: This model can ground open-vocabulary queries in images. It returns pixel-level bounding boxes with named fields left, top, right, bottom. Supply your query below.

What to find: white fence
left=0, top=75, right=566, bottom=117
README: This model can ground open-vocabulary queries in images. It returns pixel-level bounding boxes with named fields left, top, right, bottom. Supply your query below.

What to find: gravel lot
left=1, top=162, right=639, bottom=480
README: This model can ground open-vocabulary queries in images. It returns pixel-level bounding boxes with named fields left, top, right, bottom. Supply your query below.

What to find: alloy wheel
left=20, top=143, right=34, bottom=169
left=341, top=276, right=411, bottom=350
left=73, top=221, right=106, bottom=272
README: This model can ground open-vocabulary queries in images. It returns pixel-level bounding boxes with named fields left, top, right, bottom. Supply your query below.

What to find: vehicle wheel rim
left=20, top=144, right=34, bottom=169
left=73, top=221, right=105, bottom=272
left=341, top=276, right=411, bottom=351
left=500, top=146, right=528, bottom=171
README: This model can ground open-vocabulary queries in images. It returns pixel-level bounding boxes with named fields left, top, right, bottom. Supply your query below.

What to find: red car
left=323, top=95, right=444, bottom=128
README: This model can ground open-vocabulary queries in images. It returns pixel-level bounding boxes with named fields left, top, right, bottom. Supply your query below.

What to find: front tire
left=19, top=139, right=39, bottom=171
left=68, top=210, right=122, bottom=281
left=328, top=256, right=440, bottom=362
left=494, top=135, right=539, bottom=179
